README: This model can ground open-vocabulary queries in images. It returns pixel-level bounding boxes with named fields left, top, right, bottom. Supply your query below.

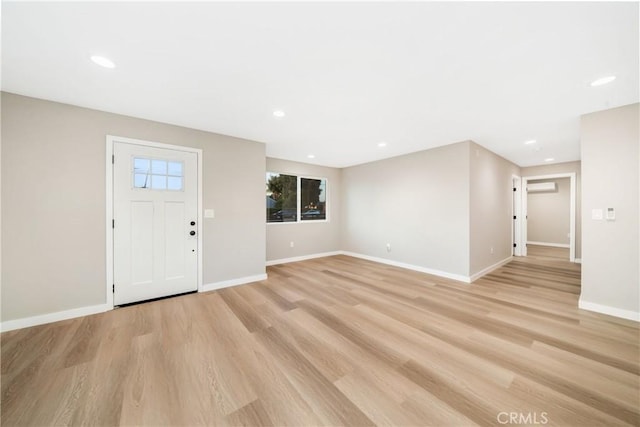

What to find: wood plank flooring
left=526, top=244, right=570, bottom=261
left=2, top=255, right=639, bottom=426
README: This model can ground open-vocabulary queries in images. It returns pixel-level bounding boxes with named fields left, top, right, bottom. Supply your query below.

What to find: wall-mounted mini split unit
left=527, top=182, right=556, bottom=193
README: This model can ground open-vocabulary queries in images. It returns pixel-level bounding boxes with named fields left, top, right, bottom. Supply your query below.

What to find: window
left=300, top=177, right=326, bottom=221
left=266, top=173, right=297, bottom=222
left=266, top=172, right=327, bottom=223
left=133, top=157, right=183, bottom=191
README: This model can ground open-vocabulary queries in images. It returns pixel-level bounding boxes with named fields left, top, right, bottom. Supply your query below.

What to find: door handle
left=190, top=221, right=196, bottom=226
left=189, top=230, right=196, bottom=236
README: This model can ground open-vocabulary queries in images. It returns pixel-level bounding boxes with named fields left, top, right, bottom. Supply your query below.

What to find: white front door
left=113, top=141, right=198, bottom=305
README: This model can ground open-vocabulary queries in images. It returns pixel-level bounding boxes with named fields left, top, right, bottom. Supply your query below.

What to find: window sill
left=267, top=220, right=330, bottom=225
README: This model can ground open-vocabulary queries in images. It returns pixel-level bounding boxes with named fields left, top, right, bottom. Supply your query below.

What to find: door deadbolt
left=190, top=221, right=196, bottom=226
left=189, top=230, right=196, bottom=236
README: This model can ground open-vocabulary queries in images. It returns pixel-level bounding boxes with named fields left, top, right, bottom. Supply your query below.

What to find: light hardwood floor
left=526, top=244, right=570, bottom=261
left=2, top=255, right=639, bottom=426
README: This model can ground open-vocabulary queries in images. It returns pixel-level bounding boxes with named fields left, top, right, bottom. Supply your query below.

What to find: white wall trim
left=469, top=256, right=513, bottom=282
left=341, top=251, right=471, bottom=283
left=578, top=298, right=640, bottom=322
left=200, top=274, right=268, bottom=293
left=266, top=251, right=342, bottom=266
left=0, top=304, right=110, bottom=333
left=2, top=271, right=268, bottom=332
left=106, top=135, right=204, bottom=309
left=105, top=139, right=114, bottom=309
left=527, top=241, right=570, bottom=249
left=267, top=250, right=513, bottom=284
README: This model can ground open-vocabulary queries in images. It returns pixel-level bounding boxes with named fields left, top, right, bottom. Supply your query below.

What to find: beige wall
left=527, top=177, right=570, bottom=245
left=521, top=161, right=582, bottom=259
left=580, top=103, right=639, bottom=317
left=341, top=141, right=470, bottom=276
left=7, top=90, right=624, bottom=324
left=266, top=158, right=341, bottom=261
left=469, top=142, right=520, bottom=276
left=1, top=92, right=266, bottom=322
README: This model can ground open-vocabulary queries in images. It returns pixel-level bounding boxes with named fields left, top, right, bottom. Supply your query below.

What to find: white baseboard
left=266, top=251, right=342, bottom=266
left=0, top=303, right=110, bottom=333
left=269, top=250, right=513, bottom=284
left=578, top=298, right=640, bottom=322
left=200, top=273, right=268, bottom=293
left=574, top=258, right=582, bottom=264
left=469, top=256, right=513, bottom=282
left=1, top=273, right=270, bottom=332
left=341, top=251, right=471, bottom=283
left=527, top=241, right=570, bottom=248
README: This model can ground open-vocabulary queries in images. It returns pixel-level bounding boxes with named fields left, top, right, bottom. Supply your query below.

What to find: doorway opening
left=521, top=173, right=577, bottom=262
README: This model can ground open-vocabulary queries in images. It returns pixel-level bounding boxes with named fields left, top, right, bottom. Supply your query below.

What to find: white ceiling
left=2, top=2, right=638, bottom=168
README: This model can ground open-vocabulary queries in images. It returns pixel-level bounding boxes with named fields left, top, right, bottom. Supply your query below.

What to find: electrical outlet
left=386, top=243, right=391, bottom=252
left=290, top=241, right=294, bottom=248
left=490, top=247, right=494, bottom=254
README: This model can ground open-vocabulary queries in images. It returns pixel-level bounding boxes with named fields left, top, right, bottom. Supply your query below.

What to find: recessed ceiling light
left=273, top=110, right=285, bottom=118
left=378, top=142, right=387, bottom=147
left=590, top=75, right=616, bottom=87
left=544, top=158, right=555, bottom=162
left=307, top=154, right=315, bottom=159
left=524, top=140, right=536, bottom=145
left=90, top=55, right=115, bottom=69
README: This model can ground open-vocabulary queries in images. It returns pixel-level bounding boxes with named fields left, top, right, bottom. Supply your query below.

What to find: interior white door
left=113, top=142, right=198, bottom=305
left=512, top=176, right=522, bottom=256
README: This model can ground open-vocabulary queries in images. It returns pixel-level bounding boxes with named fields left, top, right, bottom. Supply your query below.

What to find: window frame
left=132, top=155, right=185, bottom=192
left=266, top=172, right=329, bottom=225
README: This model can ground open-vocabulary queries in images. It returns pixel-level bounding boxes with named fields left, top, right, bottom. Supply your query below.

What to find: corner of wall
left=468, top=141, right=520, bottom=277
left=580, top=103, right=639, bottom=320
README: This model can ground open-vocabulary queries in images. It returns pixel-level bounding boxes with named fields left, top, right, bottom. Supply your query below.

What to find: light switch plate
left=592, top=209, right=603, bottom=220
left=204, top=209, right=215, bottom=218
left=606, top=207, right=615, bottom=220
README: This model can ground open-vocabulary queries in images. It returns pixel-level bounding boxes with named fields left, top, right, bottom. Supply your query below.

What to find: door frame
left=106, top=135, right=203, bottom=309
left=521, top=172, right=576, bottom=262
